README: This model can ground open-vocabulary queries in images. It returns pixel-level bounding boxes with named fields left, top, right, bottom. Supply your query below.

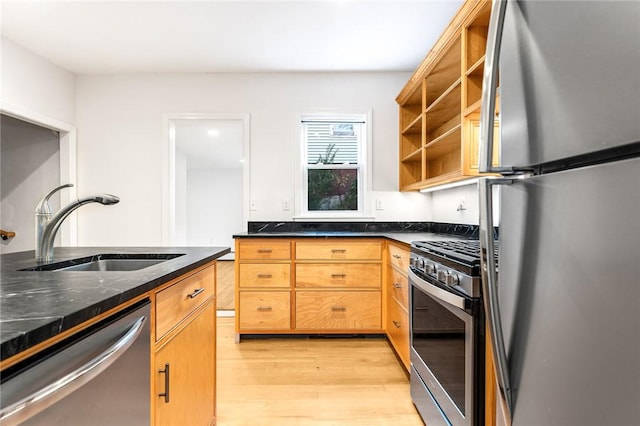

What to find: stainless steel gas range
left=408, top=240, right=487, bottom=426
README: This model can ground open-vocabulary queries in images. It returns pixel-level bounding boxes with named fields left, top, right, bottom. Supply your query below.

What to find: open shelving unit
left=396, top=0, right=499, bottom=191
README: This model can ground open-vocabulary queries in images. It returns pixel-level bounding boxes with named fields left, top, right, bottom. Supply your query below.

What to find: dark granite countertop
left=234, top=221, right=485, bottom=245
left=232, top=231, right=471, bottom=246
left=0, top=246, right=229, bottom=362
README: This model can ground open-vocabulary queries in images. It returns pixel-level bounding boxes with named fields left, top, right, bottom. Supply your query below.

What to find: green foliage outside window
left=307, top=144, right=358, bottom=211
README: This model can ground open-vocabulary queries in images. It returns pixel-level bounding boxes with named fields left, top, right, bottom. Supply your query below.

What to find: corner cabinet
left=397, top=0, right=499, bottom=191
left=235, top=238, right=384, bottom=340
left=153, top=263, right=217, bottom=426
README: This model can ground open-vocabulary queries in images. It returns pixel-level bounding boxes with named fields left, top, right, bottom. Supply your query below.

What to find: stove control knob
left=437, top=269, right=447, bottom=282
left=425, top=263, right=436, bottom=274
left=416, top=258, right=425, bottom=270
left=445, top=272, right=459, bottom=287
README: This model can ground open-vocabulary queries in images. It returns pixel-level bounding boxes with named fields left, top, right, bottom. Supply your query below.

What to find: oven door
left=409, top=268, right=482, bottom=426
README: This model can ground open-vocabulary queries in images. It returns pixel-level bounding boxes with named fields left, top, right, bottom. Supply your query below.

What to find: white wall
left=75, top=72, right=433, bottom=246
left=430, top=184, right=500, bottom=225
left=1, top=38, right=75, bottom=125
left=186, top=168, right=243, bottom=249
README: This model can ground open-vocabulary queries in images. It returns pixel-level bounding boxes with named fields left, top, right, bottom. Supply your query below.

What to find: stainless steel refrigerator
left=477, top=1, right=640, bottom=425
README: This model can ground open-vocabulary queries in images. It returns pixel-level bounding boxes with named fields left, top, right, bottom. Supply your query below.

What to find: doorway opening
left=0, top=108, right=77, bottom=254
left=164, top=113, right=250, bottom=312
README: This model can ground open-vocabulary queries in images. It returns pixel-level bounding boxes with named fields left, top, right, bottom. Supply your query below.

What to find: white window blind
left=304, top=121, right=361, bottom=164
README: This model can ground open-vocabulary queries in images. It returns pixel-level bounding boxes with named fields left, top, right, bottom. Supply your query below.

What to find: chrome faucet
left=35, top=184, right=120, bottom=262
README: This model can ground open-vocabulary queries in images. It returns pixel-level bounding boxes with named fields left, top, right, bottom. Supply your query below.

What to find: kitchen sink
left=20, top=253, right=185, bottom=272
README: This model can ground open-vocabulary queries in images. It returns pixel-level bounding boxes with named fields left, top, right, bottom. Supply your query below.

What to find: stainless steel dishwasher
left=0, top=299, right=150, bottom=426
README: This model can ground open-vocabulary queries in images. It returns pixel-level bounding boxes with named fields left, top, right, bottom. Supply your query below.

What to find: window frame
left=295, top=111, right=372, bottom=219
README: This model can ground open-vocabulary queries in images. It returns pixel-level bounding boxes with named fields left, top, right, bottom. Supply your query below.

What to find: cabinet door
left=155, top=301, right=215, bottom=426
left=386, top=295, right=410, bottom=370
left=239, top=291, right=291, bottom=330
left=295, top=263, right=381, bottom=289
left=296, top=291, right=381, bottom=330
left=296, top=241, right=382, bottom=261
left=239, top=263, right=290, bottom=288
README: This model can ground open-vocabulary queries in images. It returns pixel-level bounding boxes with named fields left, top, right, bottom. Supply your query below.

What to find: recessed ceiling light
left=207, top=129, right=220, bottom=137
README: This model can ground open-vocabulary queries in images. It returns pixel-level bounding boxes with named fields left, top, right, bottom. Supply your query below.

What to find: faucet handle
left=36, top=183, right=74, bottom=214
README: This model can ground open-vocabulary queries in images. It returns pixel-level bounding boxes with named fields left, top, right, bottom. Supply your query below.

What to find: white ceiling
left=1, top=0, right=463, bottom=74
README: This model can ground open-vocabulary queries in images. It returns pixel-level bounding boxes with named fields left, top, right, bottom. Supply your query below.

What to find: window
left=299, top=113, right=370, bottom=217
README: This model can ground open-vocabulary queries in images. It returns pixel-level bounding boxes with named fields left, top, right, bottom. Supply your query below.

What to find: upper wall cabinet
left=397, top=0, right=499, bottom=191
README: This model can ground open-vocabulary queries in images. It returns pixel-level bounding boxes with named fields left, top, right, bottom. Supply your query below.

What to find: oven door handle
left=408, top=269, right=467, bottom=310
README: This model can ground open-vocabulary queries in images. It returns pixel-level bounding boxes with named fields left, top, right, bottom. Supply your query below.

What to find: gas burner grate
left=412, top=240, right=497, bottom=268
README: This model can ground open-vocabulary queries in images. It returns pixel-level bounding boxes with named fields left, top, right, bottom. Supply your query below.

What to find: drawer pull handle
left=331, top=273, right=347, bottom=279
left=257, top=273, right=273, bottom=279
left=187, top=288, right=205, bottom=299
left=393, top=282, right=402, bottom=289
left=257, top=306, right=273, bottom=312
left=159, top=363, right=170, bottom=403
left=392, top=320, right=402, bottom=329
left=331, top=249, right=347, bottom=253
left=393, top=254, right=402, bottom=259
left=257, top=249, right=273, bottom=253
left=331, top=306, right=347, bottom=312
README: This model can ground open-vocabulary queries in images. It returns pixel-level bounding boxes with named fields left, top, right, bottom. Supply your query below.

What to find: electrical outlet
left=282, top=199, right=290, bottom=211
left=250, top=200, right=257, bottom=211
left=376, top=199, right=384, bottom=210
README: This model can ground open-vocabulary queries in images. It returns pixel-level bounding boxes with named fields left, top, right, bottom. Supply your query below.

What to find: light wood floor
left=216, top=260, right=235, bottom=310
left=216, top=318, right=424, bottom=425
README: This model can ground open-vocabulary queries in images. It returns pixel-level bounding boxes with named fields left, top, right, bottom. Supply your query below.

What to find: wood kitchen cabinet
left=295, top=240, right=383, bottom=332
left=153, top=263, right=217, bottom=426
left=236, top=239, right=292, bottom=333
left=235, top=238, right=384, bottom=339
left=385, top=242, right=410, bottom=370
left=397, top=0, right=499, bottom=191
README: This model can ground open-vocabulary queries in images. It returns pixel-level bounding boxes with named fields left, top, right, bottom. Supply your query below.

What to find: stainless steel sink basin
left=20, top=253, right=185, bottom=272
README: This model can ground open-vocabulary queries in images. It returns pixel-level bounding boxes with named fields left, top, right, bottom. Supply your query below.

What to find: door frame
left=0, top=101, right=78, bottom=246
left=161, top=113, right=251, bottom=246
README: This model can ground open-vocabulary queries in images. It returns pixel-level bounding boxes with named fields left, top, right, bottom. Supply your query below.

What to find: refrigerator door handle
left=479, top=0, right=507, bottom=174
left=479, top=177, right=513, bottom=424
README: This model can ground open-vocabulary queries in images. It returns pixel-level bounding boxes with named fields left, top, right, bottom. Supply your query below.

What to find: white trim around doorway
left=161, top=112, right=251, bottom=246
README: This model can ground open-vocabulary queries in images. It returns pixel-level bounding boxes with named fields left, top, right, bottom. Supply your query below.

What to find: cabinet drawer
left=239, top=291, right=291, bottom=330
left=156, top=265, right=215, bottom=340
left=239, top=264, right=290, bottom=288
left=296, top=241, right=382, bottom=261
left=388, top=243, right=410, bottom=272
left=296, top=264, right=381, bottom=289
left=387, top=296, right=410, bottom=370
left=388, top=267, right=409, bottom=309
left=295, top=291, right=381, bottom=330
left=238, top=241, right=290, bottom=260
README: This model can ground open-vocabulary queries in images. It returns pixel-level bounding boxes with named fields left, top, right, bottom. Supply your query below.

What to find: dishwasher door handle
left=0, top=315, right=147, bottom=426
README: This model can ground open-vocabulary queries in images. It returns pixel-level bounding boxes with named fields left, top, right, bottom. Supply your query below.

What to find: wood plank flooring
left=216, top=260, right=235, bottom=310
left=216, top=318, right=424, bottom=425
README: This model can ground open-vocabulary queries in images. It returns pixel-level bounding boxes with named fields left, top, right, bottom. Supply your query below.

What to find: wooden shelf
left=426, top=81, right=462, bottom=138
left=401, top=114, right=422, bottom=135
left=464, top=100, right=482, bottom=116
left=466, top=55, right=485, bottom=76
left=396, top=0, right=497, bottom=192
left=402, top=147, right=422, bottom=163
left=425, top=124, right=462, bottom=154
